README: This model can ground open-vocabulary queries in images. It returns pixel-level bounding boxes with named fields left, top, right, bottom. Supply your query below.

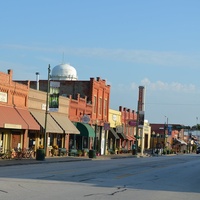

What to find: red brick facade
left=0, top=70, right=31, bottom=152
left=119, top=106, right=137, bottom=150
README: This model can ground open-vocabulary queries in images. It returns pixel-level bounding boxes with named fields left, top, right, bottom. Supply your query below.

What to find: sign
left=0, top=92, right=7, bottom=102
left=4, top=123, right=22, bottom=129
left=112, top=114, right=117, bottom=121
left=82, top=114, right=90, bottom=124
left=49, top=81, right=60, bottom=112
left=104, top=123, right=110, bottom=130
left=138, top=111, right=145, bottom=126
left=168, top=125, right=172, bottom=135
left=116, top=125, right=123, bottom=133
left=128, top=120, right=137, bottom=126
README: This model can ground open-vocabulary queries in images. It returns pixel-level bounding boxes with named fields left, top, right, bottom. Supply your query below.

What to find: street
left=0, top=154, right=200, bottom=200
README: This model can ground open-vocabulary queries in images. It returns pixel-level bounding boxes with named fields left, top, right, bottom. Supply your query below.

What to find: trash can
left=36, top=149, right=45, bottom=161
left=132, top=144, right=136, bottom=155
left=88, top=150, right=96, bottom=158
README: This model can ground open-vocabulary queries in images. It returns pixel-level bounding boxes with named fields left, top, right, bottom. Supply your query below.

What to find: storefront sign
left=82, top=114, right=90, bottom=124
left=104, top=123, right=110, bottom=130
left=128, top=120, right=137, bottom=126
left=0, top=92, right=7, bottom=102
left=4, top=123, right=22, bottom=129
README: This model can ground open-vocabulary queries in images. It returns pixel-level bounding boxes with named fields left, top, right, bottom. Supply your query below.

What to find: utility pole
left=44, top=64, right=51, bottom=156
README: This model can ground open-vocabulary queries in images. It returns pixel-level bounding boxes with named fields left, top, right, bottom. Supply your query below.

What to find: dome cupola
left=51, top=63, right=78, bottom=80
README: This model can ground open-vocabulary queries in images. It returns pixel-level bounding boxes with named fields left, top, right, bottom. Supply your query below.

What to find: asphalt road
left=0, top=154, right=199, bottom=200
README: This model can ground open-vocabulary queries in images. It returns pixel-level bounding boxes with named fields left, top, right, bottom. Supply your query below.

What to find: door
left=12, top=132, right=21, bottom=149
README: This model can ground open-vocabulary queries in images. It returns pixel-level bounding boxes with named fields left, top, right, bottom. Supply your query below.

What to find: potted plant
left=51, top=145, right=59, bottom=156
left=82, top=149, right=88, bottom=156
left=39, top=145, right=44, bottom=149
left=77, top=149, right=82, bottom=157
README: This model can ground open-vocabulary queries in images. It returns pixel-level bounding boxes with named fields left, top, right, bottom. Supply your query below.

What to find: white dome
left=51, top=63, right=78, bottom=80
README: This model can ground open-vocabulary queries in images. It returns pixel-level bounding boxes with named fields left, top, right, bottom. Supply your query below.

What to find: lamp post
left=164, top=116, right=168, bottom=149
left=94, top=119, right=98, bottom=151
left=44, top=64, right=51, bottom=156
left=151, top=131, right=155, bottom=155
left=165, top=134, right=169, bottom=153
left=156, top=133, right=160, bottom=156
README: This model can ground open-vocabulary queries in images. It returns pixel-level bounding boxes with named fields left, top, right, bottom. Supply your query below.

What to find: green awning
left=75, top=122, right=95, bottom=137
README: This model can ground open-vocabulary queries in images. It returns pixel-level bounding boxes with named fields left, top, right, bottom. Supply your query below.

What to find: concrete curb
left=0, top=153, right=151, bottom=167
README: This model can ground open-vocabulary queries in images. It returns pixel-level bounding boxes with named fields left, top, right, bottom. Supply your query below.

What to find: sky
left=1, top=0, right=200, bottom=126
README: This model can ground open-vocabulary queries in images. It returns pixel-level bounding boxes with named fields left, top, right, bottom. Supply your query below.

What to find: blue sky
left=1, top=0, right=200, bottom=126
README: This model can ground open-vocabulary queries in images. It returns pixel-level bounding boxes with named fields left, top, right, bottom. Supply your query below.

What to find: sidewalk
left=0, top=153, right=141, bottom=167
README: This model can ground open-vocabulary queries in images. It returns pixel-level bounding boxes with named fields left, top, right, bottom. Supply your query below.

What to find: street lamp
left=94, top=119, right=98, bottom=151
left=164, top=116, right=168, bottom=149
left=151, top=131, right=155, bottom=155
left=156, top=133, right=160, bottom=156
left=44, top=64, right=51, bottom=156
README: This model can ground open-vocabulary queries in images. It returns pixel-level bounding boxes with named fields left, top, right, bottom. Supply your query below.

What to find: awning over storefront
left=191, top=135, right=198, bottom=141
left=130, top=135, right=136, bottom=141
left=30, top=109, right=63, bottom=133
left=75, top=122, right=95, bottom=137
left=16, top=108, right=40, bottom=130
left=109, top=128, right=120, bottom=139
left=175, top=138, right=187, bottom=145
left=116, top=125, right=127, bottom=139
left=126, top=135, right=134, bottom=141
left=50, top=112, right=80, bottom=134
left=117, top=132, right=127, bottom=139
left=0, top=105, right=39, bottom=130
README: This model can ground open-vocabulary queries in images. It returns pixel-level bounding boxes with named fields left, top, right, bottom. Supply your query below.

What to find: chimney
left=36, top=72, right=40, bottom=90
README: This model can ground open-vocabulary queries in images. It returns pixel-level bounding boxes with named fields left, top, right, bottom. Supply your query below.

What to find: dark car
left=196, top=147, right=200, bottom=154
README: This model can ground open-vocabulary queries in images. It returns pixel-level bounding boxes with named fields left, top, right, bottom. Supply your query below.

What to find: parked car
left=196, top=147, right=200, bottom=154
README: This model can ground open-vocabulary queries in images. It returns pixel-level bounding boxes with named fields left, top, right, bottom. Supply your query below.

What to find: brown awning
left=16, top=108, right=40, bottom=130
left=0, top=105, right=31, bottom=130
left=30, top=109, right=63, bottom=133
left=126, top=135, right=134, bottom=141
left=130, top=135, right=136, bottom=141
left=50, top=112, right=80, bottom=134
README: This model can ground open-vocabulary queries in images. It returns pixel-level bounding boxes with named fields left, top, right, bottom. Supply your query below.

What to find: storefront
left=73, top=122, right=95, bottom=151
left=29, top=109, right=79, bottom=155
left=0, top=105, right=40, bottom=152
left=108, top=128, right=120, bottom=152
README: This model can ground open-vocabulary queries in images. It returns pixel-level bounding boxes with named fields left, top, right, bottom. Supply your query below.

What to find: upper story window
left=104, top=99, right=107, bottom=116
left=99, top=98, right=102, bottom=115
left=93, top=96, right=97, bottom=113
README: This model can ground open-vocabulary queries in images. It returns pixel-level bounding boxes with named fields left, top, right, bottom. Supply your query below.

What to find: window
left=99, top=98, right=102, bottom=115
left=93, top=96, right=97, bottom=113
left=104, top=99, right=107, bottom=116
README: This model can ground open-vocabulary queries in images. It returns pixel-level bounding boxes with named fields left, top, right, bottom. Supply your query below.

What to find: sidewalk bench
left=108, top=149, right=115, bottom=154
left=58, top=148, right=67, bottom=156
left=69, top=149, right=78, bottom=156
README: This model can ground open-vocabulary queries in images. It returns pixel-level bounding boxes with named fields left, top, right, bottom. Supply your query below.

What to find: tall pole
left=164, top=116, right=168, bottom=149
left=44, top=64, right=51, bottom=156
left=135, top=101, right=139, bottom=155
left=94, top=123, right=97, bottom=150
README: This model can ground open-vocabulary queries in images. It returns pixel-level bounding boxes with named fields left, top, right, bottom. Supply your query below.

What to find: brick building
left=0, top=70, right=40, bottom=153
left=19, top=65, right=111, bottom=155
left=119, top=106, right=137, bottom=151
